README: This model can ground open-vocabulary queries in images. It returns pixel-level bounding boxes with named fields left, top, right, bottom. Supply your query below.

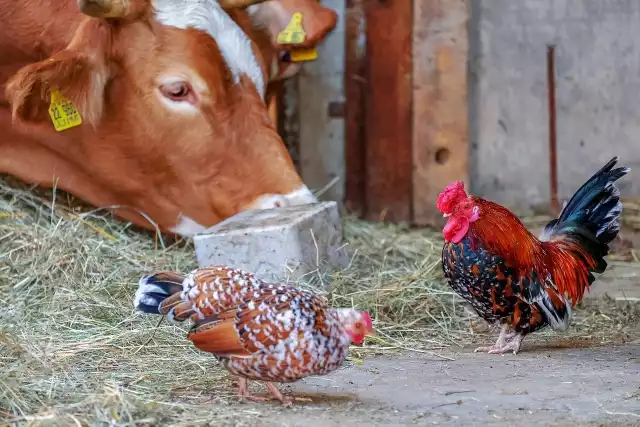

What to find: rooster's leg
left=488, top=333, right=524, bottom=355
left=237, top=377, right=269, bottom=403
left=265, top=382, right=313, bottom=405
left=474, top=324, right=516, bottom=353
left=475, top=328, right=524, bottom=355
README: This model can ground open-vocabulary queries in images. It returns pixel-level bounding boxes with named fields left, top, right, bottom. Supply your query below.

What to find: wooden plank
left=412, top=0, right=469, bottom=225
left=364, top=0, right=414, bottom=222
left=344, top=0, right=367, bottom=216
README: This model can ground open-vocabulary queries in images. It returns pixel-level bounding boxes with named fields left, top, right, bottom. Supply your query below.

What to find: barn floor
left=2, top=181, right=640, bottom=426
left=248, top=342, right=640, bottom=427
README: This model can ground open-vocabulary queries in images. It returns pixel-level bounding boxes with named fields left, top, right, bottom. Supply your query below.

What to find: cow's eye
left=159, top=81, right=192, bottom=101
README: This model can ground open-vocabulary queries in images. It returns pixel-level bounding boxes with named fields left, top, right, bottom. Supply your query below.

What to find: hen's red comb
left=361, top=312, right=373, bottom=331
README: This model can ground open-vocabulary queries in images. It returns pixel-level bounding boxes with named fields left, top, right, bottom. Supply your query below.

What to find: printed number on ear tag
left=277, top=12, right=306, bottom=45
left=49, top=90, right=82, bottom=131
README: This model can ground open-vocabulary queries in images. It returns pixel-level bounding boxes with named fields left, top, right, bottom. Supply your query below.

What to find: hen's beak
left=443, top=213, right=451, bottom=218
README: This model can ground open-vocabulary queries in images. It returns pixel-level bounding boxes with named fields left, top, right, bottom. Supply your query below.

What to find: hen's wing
left=187, top=287, right=328, bottom=360
left=157, top=266, right=274, bottom=322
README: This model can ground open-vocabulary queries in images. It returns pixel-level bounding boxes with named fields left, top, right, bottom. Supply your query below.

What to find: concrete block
left=192, top=201, right=348, bottom=289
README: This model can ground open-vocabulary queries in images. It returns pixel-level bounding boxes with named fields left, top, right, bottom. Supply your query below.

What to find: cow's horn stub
left=77, top=0, right=134, bottom=18
left=219, top=0, right=269, bottom=8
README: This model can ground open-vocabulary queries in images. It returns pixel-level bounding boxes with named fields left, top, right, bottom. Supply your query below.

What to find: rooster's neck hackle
left=467, top=197, right=541, bottom=269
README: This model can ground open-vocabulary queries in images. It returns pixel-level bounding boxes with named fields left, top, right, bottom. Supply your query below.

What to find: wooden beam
left=412, top=0, right=469, bottom=225
left=281, top=77, right=301, bottom=173
left=364, top=0, right=414, bottom=223
left=344, top=0, right=367, bottom=216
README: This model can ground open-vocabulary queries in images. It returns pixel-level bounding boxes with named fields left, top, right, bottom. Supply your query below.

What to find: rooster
left=437, top=157, right=629, bottom=354
left=133, top=266, right=374, bottom=404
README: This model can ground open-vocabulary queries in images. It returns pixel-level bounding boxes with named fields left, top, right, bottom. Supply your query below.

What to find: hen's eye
left=159, top=81, right=192, bottom=101
left=355, top=322, right=362, bottom=329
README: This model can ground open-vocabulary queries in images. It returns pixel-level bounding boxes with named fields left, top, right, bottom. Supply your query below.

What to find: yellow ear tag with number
left=277, top=12, right=307, bottom=45
left=290, top=47, right=318, bottom=62
left=49, top=90, right=82, bottom=131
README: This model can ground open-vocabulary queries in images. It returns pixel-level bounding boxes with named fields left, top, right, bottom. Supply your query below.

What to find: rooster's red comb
left=436, top=181, right=468, bottom=214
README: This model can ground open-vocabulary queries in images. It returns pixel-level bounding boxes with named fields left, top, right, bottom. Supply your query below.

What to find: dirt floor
left=231, top=342, right=639, bottom=427
left=2, top=183, right=640, bottom=426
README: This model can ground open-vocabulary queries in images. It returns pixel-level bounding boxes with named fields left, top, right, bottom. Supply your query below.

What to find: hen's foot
left=237, top=377, right=270, bottom=403
left=266, top=383, right=313, bottom=406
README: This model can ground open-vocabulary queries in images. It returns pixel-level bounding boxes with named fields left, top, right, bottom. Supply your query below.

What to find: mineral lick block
left=192, top=201, right=349, bottom=289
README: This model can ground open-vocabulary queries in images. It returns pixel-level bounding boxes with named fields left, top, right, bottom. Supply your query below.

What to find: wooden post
left=344, top=0, right=367, bottom=216
left=343, top=0, right=469, bottom=224
left=363, top=0, right=414, bottom=223
left=411, top=0, right=469, bottom=225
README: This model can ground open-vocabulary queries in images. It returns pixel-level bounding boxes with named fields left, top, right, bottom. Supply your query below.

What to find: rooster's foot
left=475, top=333, right=524, bottom=355
left=474, top=324, right=515, bottom=353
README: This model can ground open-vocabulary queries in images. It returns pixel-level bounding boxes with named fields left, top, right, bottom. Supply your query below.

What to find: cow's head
left=5, top=0, right=337, bottom=236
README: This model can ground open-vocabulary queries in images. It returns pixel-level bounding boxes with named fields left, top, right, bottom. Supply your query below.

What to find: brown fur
left=0, top=0, right=337, bottom=233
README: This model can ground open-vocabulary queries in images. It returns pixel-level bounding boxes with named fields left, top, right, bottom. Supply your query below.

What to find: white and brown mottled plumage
left=133, top=266, right=373, bottom=404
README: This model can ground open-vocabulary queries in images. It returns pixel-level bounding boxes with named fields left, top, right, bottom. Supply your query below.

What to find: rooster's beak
left=443, top=213, right=450, bottom=218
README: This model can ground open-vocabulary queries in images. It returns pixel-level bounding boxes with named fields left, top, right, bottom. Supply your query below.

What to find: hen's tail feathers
left=134, top=271, right=185, bottom=315
left=542, top=156, right=630, bottom=275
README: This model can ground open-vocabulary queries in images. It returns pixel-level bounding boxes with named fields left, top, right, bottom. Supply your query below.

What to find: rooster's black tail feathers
left=541, top=156, right=630, bottom=274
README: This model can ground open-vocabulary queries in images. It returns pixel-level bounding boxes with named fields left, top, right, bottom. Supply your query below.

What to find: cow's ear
left=248, top=0, right=338, bottom=48
left=5, top=18, right=111, bottom=129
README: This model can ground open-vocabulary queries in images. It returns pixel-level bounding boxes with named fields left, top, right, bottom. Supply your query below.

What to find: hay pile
left=1, top=178, right=638, bottom=425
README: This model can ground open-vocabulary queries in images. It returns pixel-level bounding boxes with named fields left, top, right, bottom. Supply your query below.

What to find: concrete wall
left=297, top=0, right=346, bottom=203
left=469, top=0, right=640, bottom=212
left=298, top=0, right=640, bottom=215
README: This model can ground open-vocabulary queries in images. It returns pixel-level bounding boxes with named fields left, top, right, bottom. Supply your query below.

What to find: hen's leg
left=474, top=324, right=516, bottom=353
left=237, top=377, right=269, bottom=402
left=265, top=383, right=313, bottom=405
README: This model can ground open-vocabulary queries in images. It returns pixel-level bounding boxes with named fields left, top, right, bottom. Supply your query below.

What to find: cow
left=0, top=0, right=337, bottom=236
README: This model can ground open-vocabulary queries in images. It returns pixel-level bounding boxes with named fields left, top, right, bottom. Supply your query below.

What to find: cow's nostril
left=273, top=196, right=289, bottom=208
left=250, top=194, right=291, bottom=211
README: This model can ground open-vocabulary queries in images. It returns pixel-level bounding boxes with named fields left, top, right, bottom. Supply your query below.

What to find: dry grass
left=1, top=178, right=639, bottom=426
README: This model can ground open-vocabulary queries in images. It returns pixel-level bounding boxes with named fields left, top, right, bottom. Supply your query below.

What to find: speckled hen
left=133, top=266, right=373, bottom=404
left=437, top=157, right=629, bottom=354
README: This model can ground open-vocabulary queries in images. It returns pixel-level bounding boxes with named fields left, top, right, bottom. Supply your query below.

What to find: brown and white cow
left=0, top=0, right=337, bottom=236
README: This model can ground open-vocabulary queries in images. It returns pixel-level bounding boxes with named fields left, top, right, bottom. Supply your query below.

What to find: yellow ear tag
left=277, top=12, right=306, bottom=45
left=49, top=90, right=82, bottom=131
left=290, top=47, right=318, bottom=62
